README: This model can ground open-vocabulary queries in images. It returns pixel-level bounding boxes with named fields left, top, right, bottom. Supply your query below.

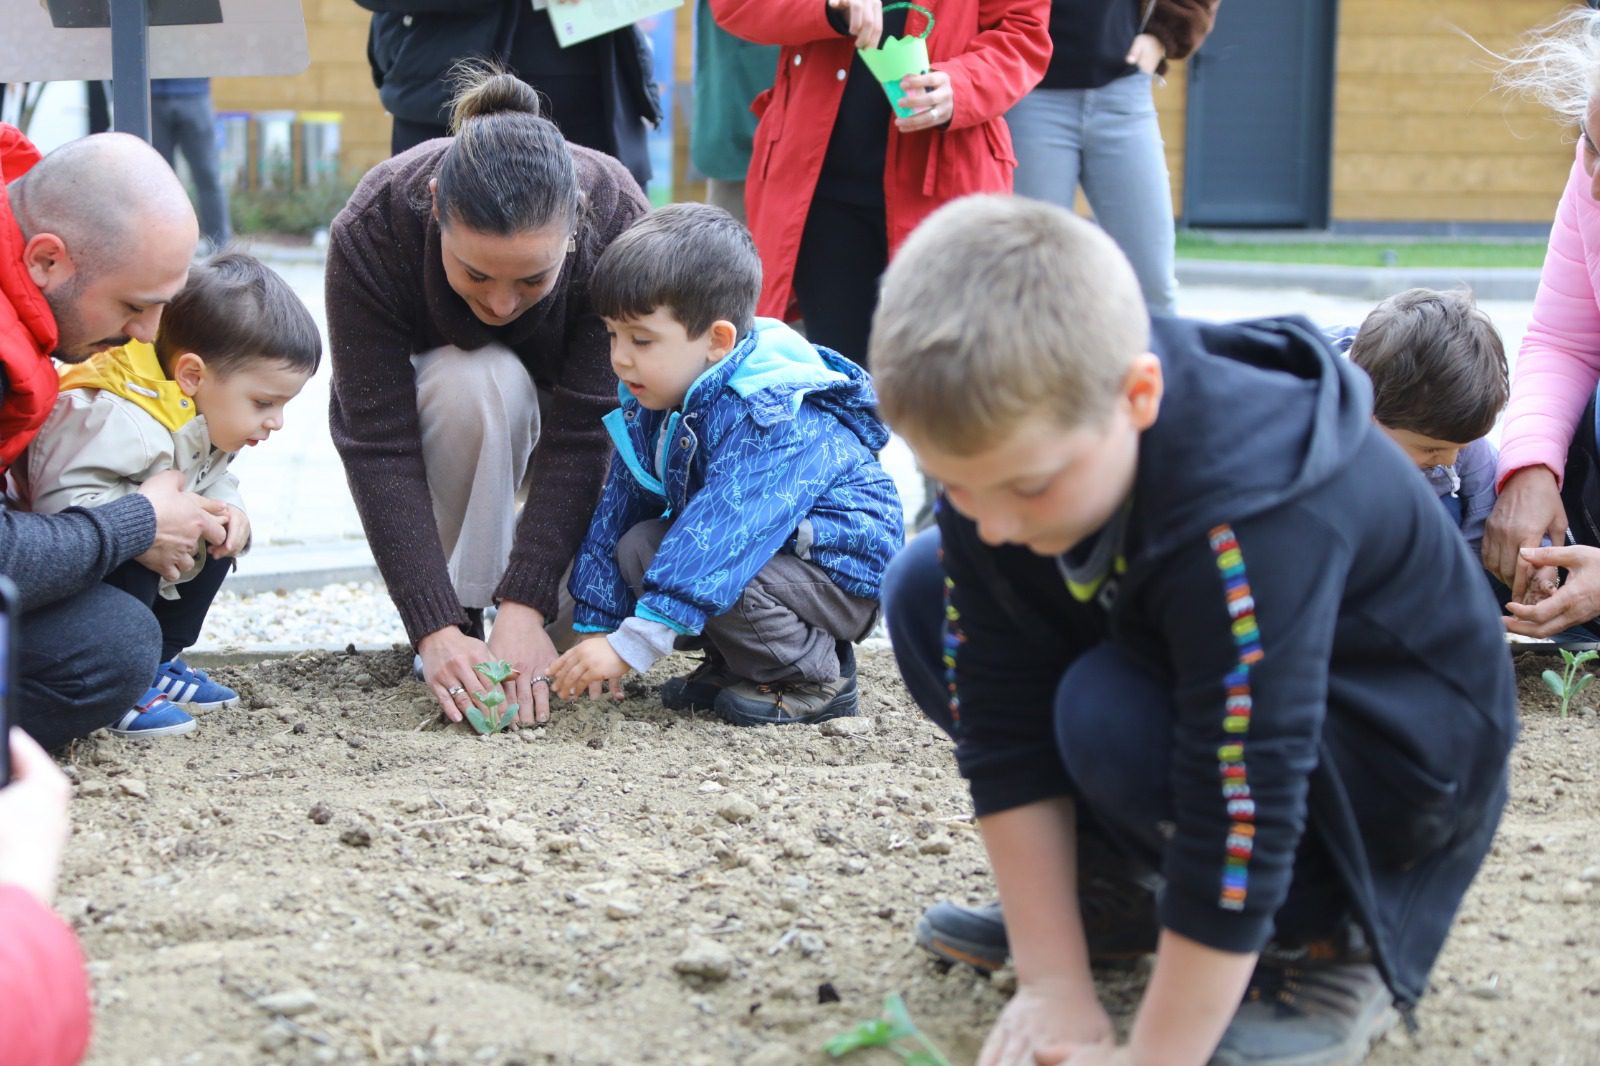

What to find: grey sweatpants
left=617, top=518, right=878, bottom=684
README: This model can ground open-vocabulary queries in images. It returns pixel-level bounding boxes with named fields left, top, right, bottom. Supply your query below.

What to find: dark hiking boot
left=914, top=863, right=1161, bottom=973
left=1209, top=932, right=1396, bottom=1066
left=712, top=642, right=859, bottom=726
left=659, top=653, right=736, bottom=711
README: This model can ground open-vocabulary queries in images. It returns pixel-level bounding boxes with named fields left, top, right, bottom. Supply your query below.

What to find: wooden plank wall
left=1331, top=0, right=1572, bottom=223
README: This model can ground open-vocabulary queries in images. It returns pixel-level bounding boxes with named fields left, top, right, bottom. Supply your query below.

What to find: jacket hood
left=56, top=341, right=198, bottom=432
left=1, top=125, right=56, bottom=358
left=1132, top=314, right=1373, bottom=561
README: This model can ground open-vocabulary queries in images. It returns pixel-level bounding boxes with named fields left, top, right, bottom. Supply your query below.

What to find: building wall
left=210, top=0, right=390, bottom=182
left=1331, top=0, right=1570, bottom=224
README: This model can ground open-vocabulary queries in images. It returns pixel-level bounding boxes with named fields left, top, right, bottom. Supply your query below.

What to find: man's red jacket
left=0, top=123, right=61, bottom=477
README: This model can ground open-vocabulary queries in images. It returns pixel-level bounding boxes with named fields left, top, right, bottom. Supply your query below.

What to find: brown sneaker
left=712, top=644, right=859, bottom=726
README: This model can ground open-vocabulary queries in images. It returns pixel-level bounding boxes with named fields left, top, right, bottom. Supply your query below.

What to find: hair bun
left=448, top=61, right=542, bottom=133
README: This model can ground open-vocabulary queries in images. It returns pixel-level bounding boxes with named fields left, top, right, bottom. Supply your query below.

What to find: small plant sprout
left=1542, top=648, right=1599, bottom=719
left=824, top=993, right=952, bottom=1066
left=465, top=659, right=520, bottom=735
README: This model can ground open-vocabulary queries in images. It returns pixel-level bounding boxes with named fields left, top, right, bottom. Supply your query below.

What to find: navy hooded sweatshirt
left=937, top=315, right=1517, bottom=1009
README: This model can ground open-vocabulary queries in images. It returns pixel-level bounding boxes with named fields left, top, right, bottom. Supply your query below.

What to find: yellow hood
left=56, top=341, right=197, bottom=432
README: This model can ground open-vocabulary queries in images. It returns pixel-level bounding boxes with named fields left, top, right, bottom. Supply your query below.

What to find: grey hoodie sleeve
left=0, top=495, right=157, bottom=612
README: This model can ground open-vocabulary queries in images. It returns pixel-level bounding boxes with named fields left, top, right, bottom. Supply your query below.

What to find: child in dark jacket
left=871, top=197, right=1516, bottom=1066
left=548, top=203, right=903, bottom=725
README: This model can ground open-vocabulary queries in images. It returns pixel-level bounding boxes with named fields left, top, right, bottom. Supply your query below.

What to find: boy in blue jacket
left=873, top=197, right=1516, bottom=1066
left=547, top=203, right=903, bottom=725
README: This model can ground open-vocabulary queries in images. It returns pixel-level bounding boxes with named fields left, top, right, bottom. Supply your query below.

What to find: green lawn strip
left=1175, top=234, right=1546, bottom=270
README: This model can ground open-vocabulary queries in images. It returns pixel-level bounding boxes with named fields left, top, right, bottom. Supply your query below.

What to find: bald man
left=1, top=123, right=228, bottom=748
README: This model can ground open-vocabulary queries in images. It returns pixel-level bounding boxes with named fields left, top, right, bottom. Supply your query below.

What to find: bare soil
left=57, top=648, right=1600, bottom=1065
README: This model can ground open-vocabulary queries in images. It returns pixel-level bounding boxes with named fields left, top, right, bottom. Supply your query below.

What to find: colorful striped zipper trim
left=1209, top=523, right=1263, bottom=912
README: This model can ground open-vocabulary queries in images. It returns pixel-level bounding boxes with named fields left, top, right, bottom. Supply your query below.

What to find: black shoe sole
left=713, top=686, right=859, bottom=727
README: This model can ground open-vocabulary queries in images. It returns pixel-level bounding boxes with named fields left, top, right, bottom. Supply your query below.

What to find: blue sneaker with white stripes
left=109, top=688, right=197, bottom=738
left=153, top=658, right=240, bottom=713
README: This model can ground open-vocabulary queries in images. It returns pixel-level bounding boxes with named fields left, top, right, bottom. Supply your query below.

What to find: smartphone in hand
left=0, top=576, right=17, bottom=787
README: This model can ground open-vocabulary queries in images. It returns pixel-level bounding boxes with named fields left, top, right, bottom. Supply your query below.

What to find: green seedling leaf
left=1578, top=650, right=1600, bottom=666
left=464, top=707, right=490, bottom=734
left=497, top=704, right=519, bottom=730
left=904, top=1053, right=947, bottom=1066
left=1544, top=670, right=1567, bottom=697
left=824, top=1019, right=896, bottom=1055
left=480, top=690, right=505, bottom=710
left=1573, top=674, right=1597, bottom=699
left=882, top=993, right=918, bottom=1039
left=476, top=659, right=516, bottom=685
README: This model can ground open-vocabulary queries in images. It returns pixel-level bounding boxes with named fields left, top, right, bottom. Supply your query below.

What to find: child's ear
left=171, top=352, right=207, bottom=396
left=1124, top=353, right=1164, bottom=431
left=706, top=320, right=739, bottom=362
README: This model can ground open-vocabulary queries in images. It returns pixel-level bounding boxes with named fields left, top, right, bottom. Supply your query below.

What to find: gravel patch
left=200, top=581, right=407, bottom=649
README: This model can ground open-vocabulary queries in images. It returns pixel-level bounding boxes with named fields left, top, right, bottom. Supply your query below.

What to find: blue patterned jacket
left=569, top=318, right=903, bottom=638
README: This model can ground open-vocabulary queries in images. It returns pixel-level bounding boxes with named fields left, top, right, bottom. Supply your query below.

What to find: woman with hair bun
left=326, top=65, right=649, bottom=727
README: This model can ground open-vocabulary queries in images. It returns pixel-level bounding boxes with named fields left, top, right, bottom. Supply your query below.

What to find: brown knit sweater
left=325, top=140, right=649, bottom=644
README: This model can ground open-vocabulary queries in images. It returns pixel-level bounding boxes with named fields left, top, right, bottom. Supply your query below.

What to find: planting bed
left=58, top=649, right=1600, bottom=1065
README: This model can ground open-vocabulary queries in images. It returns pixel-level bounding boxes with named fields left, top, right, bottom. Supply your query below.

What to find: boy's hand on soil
left=486, top=602, right=558, bottom=725
left=978, top=980, right=1114, bottom=1066
left=829, top=0, right=883, bottom=50
left=1504, top=544, right=1600, bottom=638
left=211, top=504, right=251, bottom=559
left=1037, top=1041, right=1134, bottom=1066
left=895, top=70, right=954, bottom=133
left=0, top=729, right=73, bottom=906
left=548, top=638, right=629, bottom=702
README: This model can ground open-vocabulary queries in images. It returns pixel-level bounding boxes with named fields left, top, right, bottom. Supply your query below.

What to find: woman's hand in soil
left=1484, top=465, right=1568, bottom=602
left=978, top=978, right=1114, bottom=1066
left=547, top=637, right=628, bottom=702
left=417, top=625, right=495, bottom=725
left=0, top=729, right=73, bottom=906
left=896, top=70, right=954, bottom=133
left=210, top=504, right=251, bottom=559
left=828, top=0, right=883, bottom=50
left=1504, top=544, right=1600, bottom=637
left=486, top=602, right=558, bottom=726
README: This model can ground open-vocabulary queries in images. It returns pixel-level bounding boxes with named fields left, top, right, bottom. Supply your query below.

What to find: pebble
left=307, top=802, right=334, bottom=825
left=673, top=938, right=734, bottom=982
left=340, top=827, right=372, bottom=848
left=606, top=898, right=642, bottom=920
left=1560, top=880, right=1589, bottom=903
left=77, top=780, right=107, bottom=798
left=117, top=779, right=148, bottom=799
left=819, top=717, right=874, bottom=737
left=1470, top=974, right=1511, bottom=1001
left=717, top=796, right=759, bottom=824
left=1580, top=866, right=1600, bottom=884
left=257, top=989, right=319, bottom=1016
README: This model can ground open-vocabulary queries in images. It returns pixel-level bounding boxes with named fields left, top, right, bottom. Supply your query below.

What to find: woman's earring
left=567, top=236, right=577, bottom=254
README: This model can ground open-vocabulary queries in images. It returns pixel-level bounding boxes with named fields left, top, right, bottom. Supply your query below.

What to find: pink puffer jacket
left=1498, top=143, right=1600, bottom=489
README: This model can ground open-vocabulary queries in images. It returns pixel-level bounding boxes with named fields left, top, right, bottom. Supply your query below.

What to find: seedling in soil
left=1543, top=648, right=1599, bottom=719
left=824, top=993, right=952, bottom=1065
left=465, top=659, right=520, bottom=735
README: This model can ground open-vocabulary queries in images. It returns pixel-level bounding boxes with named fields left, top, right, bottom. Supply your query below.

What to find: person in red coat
left=710, top=0, right=1051, bottom=368
left=0, top=728, right=90, bottom=1065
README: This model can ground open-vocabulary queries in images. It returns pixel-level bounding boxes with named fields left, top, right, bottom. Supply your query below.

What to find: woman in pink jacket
left=1487, top=8, right=1600, bottom=637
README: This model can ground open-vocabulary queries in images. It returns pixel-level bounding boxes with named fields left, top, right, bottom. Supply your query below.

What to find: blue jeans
left=883, top=529, right=1346, bottom=940
left=1005, top=74, right=1177, bottom=316
left=152, top=92, right=232, bottom=247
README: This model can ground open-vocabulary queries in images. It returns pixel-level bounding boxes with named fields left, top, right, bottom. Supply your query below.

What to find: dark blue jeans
left=884, top=529, right=1345, bottom=942
left=17, top=584, right=159, bottom=750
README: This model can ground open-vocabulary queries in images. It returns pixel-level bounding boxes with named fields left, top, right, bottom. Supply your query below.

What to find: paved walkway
left=230, top=248, right=1535, bottom=590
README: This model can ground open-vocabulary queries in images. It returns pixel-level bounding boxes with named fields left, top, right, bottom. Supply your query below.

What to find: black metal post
left=109, top=0, right=151, bottom=141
